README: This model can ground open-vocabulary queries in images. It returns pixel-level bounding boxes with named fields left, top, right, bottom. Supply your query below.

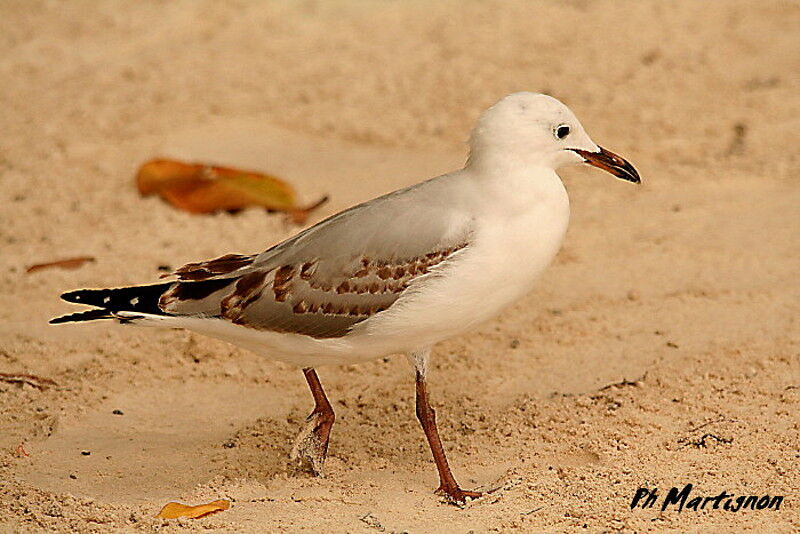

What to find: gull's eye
left=554, top=124, right=571, bottom=140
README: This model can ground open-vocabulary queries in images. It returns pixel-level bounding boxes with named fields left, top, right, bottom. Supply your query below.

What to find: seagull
left=51, top=92, right=640, bottom=504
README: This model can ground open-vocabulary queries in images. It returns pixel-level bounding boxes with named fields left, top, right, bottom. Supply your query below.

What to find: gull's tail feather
left=51, top=283, right=173, bottom=324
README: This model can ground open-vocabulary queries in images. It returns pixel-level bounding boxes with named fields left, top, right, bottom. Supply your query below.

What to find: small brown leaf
left=136, top=159, right=326, bottom=222
left=156, top=499, right=230, bottom=520
left=26, top=257, right=95, bottom=274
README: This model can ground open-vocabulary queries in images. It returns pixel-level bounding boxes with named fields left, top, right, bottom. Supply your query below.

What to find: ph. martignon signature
left=631, top=484, right=784, bottom=513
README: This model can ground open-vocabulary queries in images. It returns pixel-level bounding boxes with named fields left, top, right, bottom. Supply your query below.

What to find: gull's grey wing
left=159, top=175, right=475, bottom=338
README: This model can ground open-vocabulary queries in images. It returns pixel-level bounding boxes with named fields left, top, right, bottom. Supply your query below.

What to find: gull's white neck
left=465, top=156, right=570, bottom=221
left=472, top=157, right=570, bottom=293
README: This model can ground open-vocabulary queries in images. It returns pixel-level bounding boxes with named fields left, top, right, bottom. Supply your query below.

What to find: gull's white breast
left=356, top=169, right=571, bottom=356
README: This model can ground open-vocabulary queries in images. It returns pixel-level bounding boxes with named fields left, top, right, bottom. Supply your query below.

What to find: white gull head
left=469, top=92, right=640, bottom=183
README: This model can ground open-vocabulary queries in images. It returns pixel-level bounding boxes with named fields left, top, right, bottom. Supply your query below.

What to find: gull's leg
left=409, top=349, right=481, bottom=505
left=289, top=367, right=335, bottom=476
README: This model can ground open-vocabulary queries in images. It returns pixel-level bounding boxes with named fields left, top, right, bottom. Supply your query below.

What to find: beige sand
left=1, top=1, right=798, bottom=531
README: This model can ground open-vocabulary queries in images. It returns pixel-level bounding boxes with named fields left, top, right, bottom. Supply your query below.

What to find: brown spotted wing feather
left=158, top=174, right=474, bottom=339
left=166, top=253, right=256, bottom=281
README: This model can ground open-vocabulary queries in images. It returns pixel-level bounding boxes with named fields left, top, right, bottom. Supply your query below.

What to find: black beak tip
left=625, top=171, right=642, bottom=185
left=572, top=147, right=641, bottom=185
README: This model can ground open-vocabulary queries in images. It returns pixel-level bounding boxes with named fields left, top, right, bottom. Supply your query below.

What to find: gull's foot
left=289, top=410, right=333, bottom=476
left=435, top=485, right=483, bottom=506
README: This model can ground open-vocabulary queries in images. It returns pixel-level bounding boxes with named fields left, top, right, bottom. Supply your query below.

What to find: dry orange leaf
left=156, top=499, right=230, bottom=520
left=136, top=158, right=327, bottom=223
left=26, top=256, right=95, bottom=273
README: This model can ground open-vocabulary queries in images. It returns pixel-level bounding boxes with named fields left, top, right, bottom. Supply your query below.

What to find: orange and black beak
left=571, top=146, right=641, bottom=184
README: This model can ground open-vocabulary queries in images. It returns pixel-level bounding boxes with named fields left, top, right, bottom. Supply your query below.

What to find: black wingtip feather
left=60, top=289, right=91, bottom=304
left=50, top=308, right=115, bottom=324
left=54, top=280, right=228, bottom=324
left=59, top=284, right=173, bottom=313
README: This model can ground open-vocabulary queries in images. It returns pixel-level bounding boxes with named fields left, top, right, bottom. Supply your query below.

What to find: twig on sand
left=598, top=372, right=647, bottom=391
left=522, top=505, right=545, bottom=515
left=679, top=433, right=733, bottom=449
left=0, top=372, right=58, bottom=390
left=687, top=416, right=730, bottom=434
left=678, top=416, right=735, bottom=448
left=25, top=256, right=95, bottom=273
left=359, top=512, right=385, bottom=532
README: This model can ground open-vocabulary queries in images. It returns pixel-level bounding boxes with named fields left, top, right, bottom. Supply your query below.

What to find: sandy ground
left=1, top=1, right=799, bottom=532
